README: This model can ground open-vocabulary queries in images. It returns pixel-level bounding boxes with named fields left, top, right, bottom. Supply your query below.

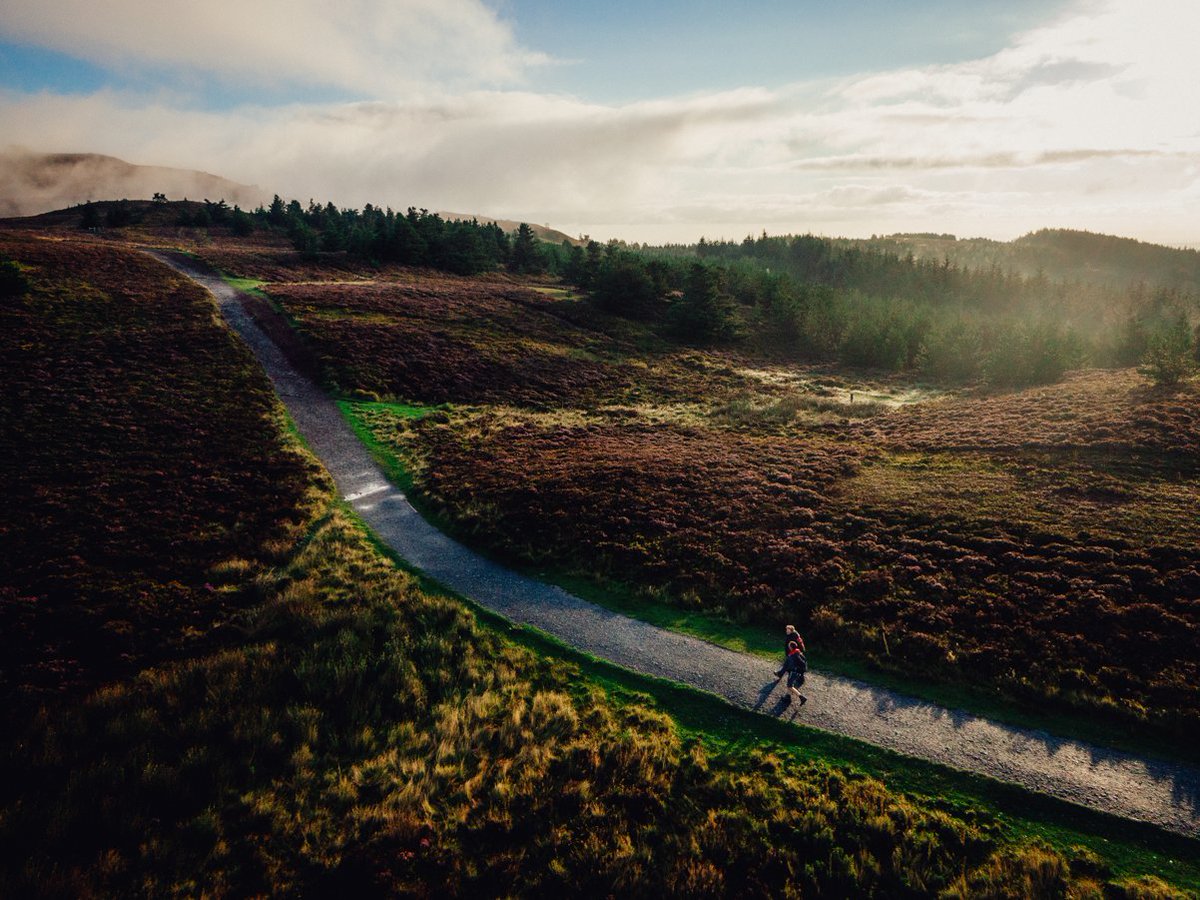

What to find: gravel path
left=153, top=251, right=1200, bottom=839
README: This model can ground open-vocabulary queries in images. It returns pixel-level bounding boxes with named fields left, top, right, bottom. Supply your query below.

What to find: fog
left=0, top=147, right=267, bottom=218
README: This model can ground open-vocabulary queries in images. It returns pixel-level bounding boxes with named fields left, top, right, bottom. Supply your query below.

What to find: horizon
left=1, top=0, right=1198, bottom=246
left=13, top=173, right=1200, bottom=252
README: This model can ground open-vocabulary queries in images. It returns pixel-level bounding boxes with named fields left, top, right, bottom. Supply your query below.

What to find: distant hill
left=859, top=229, right=1200, bottom=292
left=438, top=211, right=581, bottom=246
left=0, top=149, right=267, bottom=218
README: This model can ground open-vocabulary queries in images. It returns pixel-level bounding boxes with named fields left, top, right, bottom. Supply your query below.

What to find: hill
left=439, top=210, right=581, bottom=245
left=858, top=229, right=1200, bottom=291
left=3, top=227, right=1198, bottom=894
left=0, top=148, right=267, bottom=218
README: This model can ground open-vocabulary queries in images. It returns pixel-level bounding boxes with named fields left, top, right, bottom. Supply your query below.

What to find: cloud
left=0, top=0, right=1197, bottom=244
left=794, top=149, right=1178, bottom=171
left=0, top=0, right=548, bottom=95
left=0, top=87, right=757, bottom=223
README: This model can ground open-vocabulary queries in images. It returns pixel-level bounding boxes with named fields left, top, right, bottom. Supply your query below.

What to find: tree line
left=550, top=234, right=1200, bottom=386
left=260, top=196, right=547, bottom=276
left=118, top=195, right=1200, bottom=386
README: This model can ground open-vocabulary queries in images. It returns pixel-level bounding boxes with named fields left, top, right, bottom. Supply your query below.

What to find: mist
left=0, top=147, right=268, bottom=218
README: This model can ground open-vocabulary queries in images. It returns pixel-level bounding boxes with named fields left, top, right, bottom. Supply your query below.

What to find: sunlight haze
left=0, top=0, right=1196, bottom=244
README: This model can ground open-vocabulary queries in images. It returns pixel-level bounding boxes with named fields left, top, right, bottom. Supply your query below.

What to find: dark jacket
left=784, top=648, right=807, bottom=674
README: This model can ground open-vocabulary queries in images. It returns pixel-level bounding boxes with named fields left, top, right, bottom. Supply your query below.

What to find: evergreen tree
left=267, top=194, right=286, bottom=226
left=79, top=204, right=102, bottom=230
left=591, top=253, right=660, bottom=319
left=230, top=205, right=254, bottom=236
left=390, top=215, right=428, bottom=266
left=509, top=223, right=545, bottom=274
left=563, top=243, right=588, bottom=286
left=1139, top=314, right=1197, bottom=385
left=668, top=262, right=740, bottom=342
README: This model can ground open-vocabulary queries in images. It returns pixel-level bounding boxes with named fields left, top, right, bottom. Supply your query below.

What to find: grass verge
left=349, top=508, right=1200, bottom=893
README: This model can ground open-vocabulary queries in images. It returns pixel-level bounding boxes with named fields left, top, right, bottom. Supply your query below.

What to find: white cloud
left=0, top=0, right=548, bottom=95
left=0, top=0, right=1198, bottom=244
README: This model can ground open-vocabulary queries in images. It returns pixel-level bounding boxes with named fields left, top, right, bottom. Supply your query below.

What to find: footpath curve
left=152, top=251, right=1200, bottom=839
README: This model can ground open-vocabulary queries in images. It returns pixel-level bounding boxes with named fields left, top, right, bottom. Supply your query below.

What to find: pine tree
left=668, top=262, right=740, bottom=343
left=509, top=223, right=545, bottom=274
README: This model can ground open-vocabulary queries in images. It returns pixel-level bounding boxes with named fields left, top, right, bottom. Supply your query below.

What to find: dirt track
left=152, top=250, right=1200, bottom=839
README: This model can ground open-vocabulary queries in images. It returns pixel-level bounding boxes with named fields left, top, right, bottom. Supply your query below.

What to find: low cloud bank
left=0, top=147, right=267, bottom=217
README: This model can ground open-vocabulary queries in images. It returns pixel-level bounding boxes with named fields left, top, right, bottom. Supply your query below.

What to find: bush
left=0, top=257, right=28, bottom=297
left=1139, top=316, right=1196, bottom=385
left=984, top=321, right=1081, bottom=387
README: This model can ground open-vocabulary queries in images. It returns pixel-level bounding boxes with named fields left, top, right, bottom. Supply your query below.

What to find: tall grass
left=3, top=508, right=1195, bottom=896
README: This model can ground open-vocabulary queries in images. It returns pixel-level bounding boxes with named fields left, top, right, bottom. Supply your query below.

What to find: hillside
left=7, top=225, right=1197, bottom=895
left=264, top=264, right=1200, bottom=748
left=857, top=229, right=1200, bottom=291
left=439, top=210, right=581, bottom=245
left=61, top=205, right=1192, bottom=752
left=0, top=149, right=267, bottom=218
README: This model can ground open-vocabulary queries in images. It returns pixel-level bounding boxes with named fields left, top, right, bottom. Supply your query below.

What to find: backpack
left=791, top=651, right=807, bottom=674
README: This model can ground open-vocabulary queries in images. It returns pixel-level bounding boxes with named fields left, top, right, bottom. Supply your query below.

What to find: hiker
left=774, top=625, right=806, bottom=677
left=781, top=640, right=808, bottom=706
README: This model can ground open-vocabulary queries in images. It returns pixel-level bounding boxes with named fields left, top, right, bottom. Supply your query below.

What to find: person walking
left=781, top=640, right=808, bottom=706
left=774, top=625, right=806, bottom=677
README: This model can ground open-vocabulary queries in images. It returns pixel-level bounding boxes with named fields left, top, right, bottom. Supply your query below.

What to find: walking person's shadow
left=752, top=677, right=798, bottom=717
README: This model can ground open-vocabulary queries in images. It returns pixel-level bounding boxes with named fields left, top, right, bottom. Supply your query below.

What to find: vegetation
left=867, top=228, right=1200, bottom=291
left=0, top=235, right=321, bottom=710
left=62, top=193, right=1200, bottom=390
left=1139, top=315, right=1198, bottom=385
left=244, top=248, right=1199, bottom=748
left=220, top=195, right=1200, bottom=389
left=550, top=230, right=1198, bottom=387
left=260, top=195, right=519, bottom=275
left=0, top=254, right=28, bottom=297
left=8, top=509, right=1195, bottom=896
left=355, top=369, right=1200, bottom=748
left=5, top=228, right=1196, bottom=896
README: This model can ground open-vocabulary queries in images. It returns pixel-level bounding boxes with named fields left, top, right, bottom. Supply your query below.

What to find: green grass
left=529, top=286, right=578, bottom=300
left=337, top=400, right=1200, bottom=769
left=220, top=274, right=267, bottom=298
left=337, top=399, right=437, bottom=498
left=349, top=510, right=1200, bottom=893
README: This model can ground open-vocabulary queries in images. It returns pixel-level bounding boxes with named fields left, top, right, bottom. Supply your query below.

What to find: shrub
left=1139, top=316, right=1196, bottom=386
left=984, top=320, right=1081, bottom=387
left=0, top=257, right=28, bottom=297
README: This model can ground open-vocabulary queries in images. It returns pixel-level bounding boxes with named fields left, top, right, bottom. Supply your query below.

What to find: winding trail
left=152, top=251, right=1200, bottom=840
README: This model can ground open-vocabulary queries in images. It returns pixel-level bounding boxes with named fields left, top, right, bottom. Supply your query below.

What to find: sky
left=0, top=0, right=1197, bottom=245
